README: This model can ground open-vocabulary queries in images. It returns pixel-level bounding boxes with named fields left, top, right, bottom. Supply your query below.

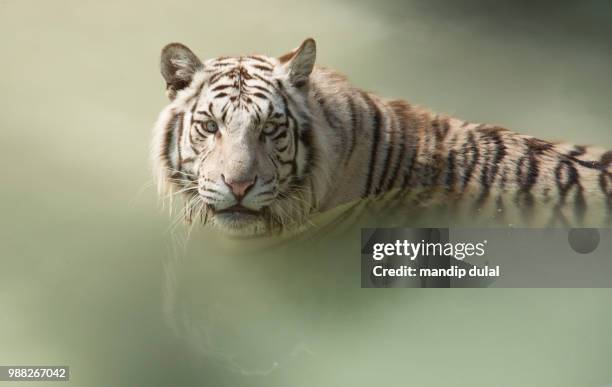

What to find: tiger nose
left=221, top=174, right=257, bottom=201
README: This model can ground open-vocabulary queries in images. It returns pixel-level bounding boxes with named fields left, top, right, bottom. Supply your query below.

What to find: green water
left=1, top=1, right=611, bottom=386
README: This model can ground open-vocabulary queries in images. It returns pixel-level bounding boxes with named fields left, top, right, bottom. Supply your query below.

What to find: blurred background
left=1, top=0, right=611, bottom=386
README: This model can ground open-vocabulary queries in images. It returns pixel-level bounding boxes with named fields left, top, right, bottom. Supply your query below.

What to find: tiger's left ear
left=160, top=42, right=203, bottom=100
left=279, top=38, right=316, bottom=88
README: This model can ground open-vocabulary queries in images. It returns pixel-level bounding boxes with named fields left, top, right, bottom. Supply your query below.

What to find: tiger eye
left=262, top=122, right=277, bottom=135
left=203, top=121, right=218, bottom=133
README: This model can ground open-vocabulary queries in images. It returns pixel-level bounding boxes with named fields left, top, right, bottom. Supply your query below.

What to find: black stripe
left=277, top=157, right=294, bottom=166
left=554, top=159, right=579, bottom=198
left=209, top=70, right=233, bottom=84
left=299, top=119, right=314, bottom=178
left=385, top=103, right=407, bottom=191
left=187, top=82, right=206, bottom=125
left=212, top=61, right=236, bottom=68
left=253, top=73, right=277, bottom=89
left=287, top=113, right=299, bottom=176
left=190, top=122, right=209, bottom=142
left=401, top=117, right=420, bottom=191
left=189, top=99, right=198, bottom=125
left=251, top=84, right=272, bottom=94
left=246, top=55, right=274, bottom=65
left=375, top=108, right=395, bottom=196
left=314, top=87, right=341, bottom=130
left=514, top=138, right=548, bottom=212
left=176, top=113, right=185, bottom=172
left=446, top=149, right=457, bottom=191
left=271, top=129, right=288, bottom=142
left=345, top=95, right=358, bottom=165
left=475, top=127, right=507, bottom=205
left=515, top=155, right=535, bottom=209
left=253, top=92, right=268, bottom=100
left=426, top=117, right=448, bottom=187
left=220, top=100, right=231, bottom=122
left=553, top=158, right=586, bottom=223
left=568, top=156, right=608, bottom=170
left=162, top=112, right=182, bottom=170
left=361, top=92, right=382, bottom=197
left=460, top=131, right=480, bottom=192
left=212, top=84, right=232, bottom=91
left=253, top=64, right=274, bottom=72
left=273, top=80, right=301, bottom=177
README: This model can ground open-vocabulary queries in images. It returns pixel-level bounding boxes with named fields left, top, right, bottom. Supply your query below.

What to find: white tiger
left=152, top=39, right=612, bottom=236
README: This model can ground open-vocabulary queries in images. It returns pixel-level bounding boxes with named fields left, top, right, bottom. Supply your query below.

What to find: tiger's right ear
left=278, top=38, right=316, bottom=88
left=160, top=43, right=203, bottom=100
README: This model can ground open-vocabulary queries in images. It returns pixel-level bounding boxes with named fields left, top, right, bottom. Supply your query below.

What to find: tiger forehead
left=191, top=56, right=286, bottom=126
left=205, top=55, right=278, bottom=78
left=202, top=56, right=280, bottom=99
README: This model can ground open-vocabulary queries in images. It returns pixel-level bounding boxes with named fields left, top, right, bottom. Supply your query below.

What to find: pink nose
left=221, top=175, right=256, bottom=201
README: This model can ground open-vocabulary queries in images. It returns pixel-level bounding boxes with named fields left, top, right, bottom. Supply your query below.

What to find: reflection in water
left=162, top=202, right=398, bottom=374
left=162, top=205, right=359, bottom=375
left=161, top=192, right=608, bottom=375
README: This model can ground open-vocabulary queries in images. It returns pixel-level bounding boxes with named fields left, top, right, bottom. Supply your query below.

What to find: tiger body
left=152, top=39, right=612, bottom=236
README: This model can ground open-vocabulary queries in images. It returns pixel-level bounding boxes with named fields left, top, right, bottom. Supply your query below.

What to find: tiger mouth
left=214, top=205, right=262, bottom=217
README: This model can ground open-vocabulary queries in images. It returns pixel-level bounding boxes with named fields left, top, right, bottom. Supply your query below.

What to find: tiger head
left=152, top=39, right=327, bottom=236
